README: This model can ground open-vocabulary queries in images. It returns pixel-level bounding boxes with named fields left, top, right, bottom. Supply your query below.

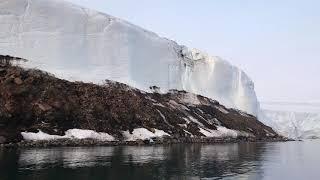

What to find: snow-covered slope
left=259, top=102, right=320, bottom=139
left=0, top=0, right=259, bottom=115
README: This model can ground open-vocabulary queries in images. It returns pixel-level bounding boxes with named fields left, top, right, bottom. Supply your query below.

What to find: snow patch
left=180, top=93, right=200, bottom=105
left=153, top=103, right=165, bottom=107
left=183, top=129, right=194, bottom=137
left=216, top=106, right=229, bottom=114
left=145, top=96, right=157, bottom=103
left=168, top=100, right=189, bottom=111
left=21, top=131, right=64, bottom=141
left=64, top=129, right=115, bottom=141
left=188, top=116, right=204, bottom=127
left=21, top=129, right=115, bottom=141
left=156, top=109, right=173, bottom=127
left=122, top=128, right=170, bottom=141
left=199, top=126, right=252, bottom=138
left=178, top=124, right=187, bottom=128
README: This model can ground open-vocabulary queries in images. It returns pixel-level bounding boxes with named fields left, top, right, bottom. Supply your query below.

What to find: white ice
left=259, top=102, right=320, bottom=139
left=0, top=0, right=259, bottom=115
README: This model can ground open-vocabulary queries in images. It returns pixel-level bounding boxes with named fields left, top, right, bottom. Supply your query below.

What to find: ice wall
left=0, top=0, right=259, bottom=115
left=259, top=102, right=320, bottom=139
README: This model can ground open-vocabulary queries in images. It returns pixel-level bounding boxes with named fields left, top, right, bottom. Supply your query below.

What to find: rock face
left=0, top=136, right=6, bottom=144
left=0, top=0, right=259, bottom=115
left=0, top=57, right=278, bottom=143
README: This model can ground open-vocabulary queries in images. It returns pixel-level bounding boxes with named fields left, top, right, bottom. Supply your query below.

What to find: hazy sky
left=68, top=0, right=320, bottom=102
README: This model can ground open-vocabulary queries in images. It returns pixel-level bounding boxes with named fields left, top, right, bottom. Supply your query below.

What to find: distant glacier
left=260, top=102, right=320, bottom=139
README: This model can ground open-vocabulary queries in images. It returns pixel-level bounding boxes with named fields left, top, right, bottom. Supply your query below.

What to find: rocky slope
left=0, top=56, right=281, bottom=145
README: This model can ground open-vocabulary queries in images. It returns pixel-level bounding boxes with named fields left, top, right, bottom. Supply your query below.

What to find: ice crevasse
left=0, top=0, right=259, bottom=115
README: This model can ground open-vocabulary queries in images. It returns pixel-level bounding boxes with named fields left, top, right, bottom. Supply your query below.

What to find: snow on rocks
left=179, top=92, right=201, bottom=105
left=216, top=106, right=229, bottom=114
left=20, top=127, right=250, bottom=143
left=21, top=131, right=65, bottom=141
left=64, top=129, right=115, bottom=141
left=21, top=129, right=116, bottom=141
left=122, top=128, right=170, bottom=141
left=199, top=126, right=252, bottom=138
left=0, top=63, right=280, bottom=144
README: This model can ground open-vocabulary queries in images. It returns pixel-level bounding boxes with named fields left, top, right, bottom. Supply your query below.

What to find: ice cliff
left=260, top=102, right=320, bottom=139
left=0, top=0, right=259, bottom=115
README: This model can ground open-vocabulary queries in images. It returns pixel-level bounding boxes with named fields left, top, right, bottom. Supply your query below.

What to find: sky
left=68, top=0, right=320, bottom=103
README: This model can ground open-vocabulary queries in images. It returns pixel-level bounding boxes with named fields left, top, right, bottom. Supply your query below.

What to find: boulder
left=0, top=136, right=6, bottom=144
left=14, top=77, right=23, bottom=85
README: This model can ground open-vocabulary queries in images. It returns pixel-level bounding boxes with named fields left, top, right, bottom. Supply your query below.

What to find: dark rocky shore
left=0, top=55, right=287, bottom=146
left=0, top=136, right=291, bottom=148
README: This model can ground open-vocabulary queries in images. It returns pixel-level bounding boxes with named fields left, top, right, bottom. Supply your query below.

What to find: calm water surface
left=0, top=140, right=319, bottom=180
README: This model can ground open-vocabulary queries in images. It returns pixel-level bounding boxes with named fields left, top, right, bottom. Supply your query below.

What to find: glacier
left=0, top=0, right=259, bottom=115
left=3, top=0, right=318, bottom=140
left=259, top=102, right=320, bottom=139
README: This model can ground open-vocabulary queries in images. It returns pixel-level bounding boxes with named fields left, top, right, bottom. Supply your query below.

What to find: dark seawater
left=1, top=140, right=319, bottom=180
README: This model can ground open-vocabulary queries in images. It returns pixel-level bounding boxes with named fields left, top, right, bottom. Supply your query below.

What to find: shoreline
left=0, top=60, right=287, bottom=147
left=0, top=136, right=293, bottom=148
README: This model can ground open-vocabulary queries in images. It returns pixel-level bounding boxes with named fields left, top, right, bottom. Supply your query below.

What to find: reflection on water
left=1, top=140, right=320, bottom=180
left=19, top=147, right=115, bottom=169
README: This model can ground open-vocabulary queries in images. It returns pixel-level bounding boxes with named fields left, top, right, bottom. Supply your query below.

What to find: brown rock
left=52, top=101, right=62, bottom=108
left=4, top=102, right=13, bottom=112
left=136, top=139, right=145, bottom=145
left=37, top=103, right=52, bottom=112
left=148, top=127, right=156, bottom=133
left=0, top=60, right=282, bottom=144
left=14, top=77, right=23, bottom=85
left=24, top=77, right=34, bottom=84
left=0, top=136, right=6, bottom=144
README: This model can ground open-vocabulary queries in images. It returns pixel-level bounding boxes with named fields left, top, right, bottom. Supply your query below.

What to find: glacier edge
left=0, top=0, right=259, bottom=115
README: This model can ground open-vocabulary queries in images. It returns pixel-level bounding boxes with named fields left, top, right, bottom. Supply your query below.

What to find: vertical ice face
left=259, top=102, right=320, bottom=139
left=0, top=0, right=259, bottom=115
left=260, top=110, right=320, bottom=139
left=177, top=48, right=259, bottom=115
